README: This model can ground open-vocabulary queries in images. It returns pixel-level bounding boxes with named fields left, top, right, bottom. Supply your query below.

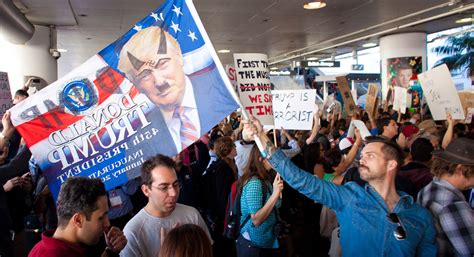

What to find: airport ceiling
left=13, top=0, right=474, bottom=76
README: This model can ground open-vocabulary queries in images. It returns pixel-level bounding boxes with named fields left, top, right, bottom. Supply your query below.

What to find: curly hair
left=431, top=157, right=474, bottom=178
left=214, top=136, right=235, bottom=158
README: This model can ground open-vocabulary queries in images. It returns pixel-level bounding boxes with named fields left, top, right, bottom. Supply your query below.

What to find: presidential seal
left=59, top=78, right=98, bottom=115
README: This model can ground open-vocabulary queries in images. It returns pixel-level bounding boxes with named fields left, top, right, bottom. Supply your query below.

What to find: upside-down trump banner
left=10, top=0, right=239, bottom=199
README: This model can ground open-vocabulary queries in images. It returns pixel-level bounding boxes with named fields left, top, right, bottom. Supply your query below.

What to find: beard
left=359, top=165, right=384, bottom=182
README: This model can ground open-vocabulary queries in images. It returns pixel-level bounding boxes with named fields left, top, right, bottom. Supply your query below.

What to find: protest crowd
left=1, top=1, right=473, bottom=257
left=0, top=87, right=472, bottom=257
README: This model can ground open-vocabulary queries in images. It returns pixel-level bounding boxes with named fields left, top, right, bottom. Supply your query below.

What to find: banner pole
left=273, top=129, right=278, bottom=148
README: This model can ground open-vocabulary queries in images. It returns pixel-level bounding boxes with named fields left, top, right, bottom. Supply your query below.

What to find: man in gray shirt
left=120, top=155, right=211, bottom=257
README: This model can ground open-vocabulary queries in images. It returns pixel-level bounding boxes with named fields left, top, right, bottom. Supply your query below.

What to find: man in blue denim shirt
left=243, top=116, right=436, bottom=257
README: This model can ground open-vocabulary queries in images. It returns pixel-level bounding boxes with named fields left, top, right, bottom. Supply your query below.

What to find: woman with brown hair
left=158, top=224, right=213, bottom=257
left=236, top=144, right=284, bottom=257
left=200, top=136, right=237, bottom=257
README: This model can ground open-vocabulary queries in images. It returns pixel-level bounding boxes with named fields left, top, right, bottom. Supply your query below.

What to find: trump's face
left=119, top=27, right=187, bottom=111
left=134, top=45, right=186, bottom=111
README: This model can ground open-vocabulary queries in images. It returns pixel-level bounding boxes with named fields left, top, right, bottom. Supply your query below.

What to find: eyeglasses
left=151, top=182, right=182, bottom=193
left=387, top=213, right=406, bottom=240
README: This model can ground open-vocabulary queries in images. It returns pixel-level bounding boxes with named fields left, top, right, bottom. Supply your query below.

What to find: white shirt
left=161, top=76, right=201, bottom=152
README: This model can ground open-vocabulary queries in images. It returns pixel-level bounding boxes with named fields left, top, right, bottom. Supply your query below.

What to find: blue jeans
left=236, top=235, right=275, bottom=257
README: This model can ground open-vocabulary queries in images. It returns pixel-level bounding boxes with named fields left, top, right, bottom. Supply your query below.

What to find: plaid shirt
left=417, top=178, right=474, bottom=257
left=240, top=178, right=281, bottom=249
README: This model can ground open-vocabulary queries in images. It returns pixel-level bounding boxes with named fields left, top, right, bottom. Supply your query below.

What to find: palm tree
left=432, top=32, right=473, bottom=79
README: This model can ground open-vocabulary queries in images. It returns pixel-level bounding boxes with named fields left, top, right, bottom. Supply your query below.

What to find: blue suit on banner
left=97, top=1, right=239, bottom=181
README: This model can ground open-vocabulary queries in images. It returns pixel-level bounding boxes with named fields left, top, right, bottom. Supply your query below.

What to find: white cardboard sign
left=234, top=53, right=273, bottom=125
left=418, top=65, right=465, bottom=120
left=347, top=120, right=372, bottom=140
left=272, top=89, right=316, bottom=130
left=393, top=87, right=407, bottom=114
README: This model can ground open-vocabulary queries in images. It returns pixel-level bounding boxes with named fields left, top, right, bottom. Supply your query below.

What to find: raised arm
left=441, top=113, right=454, bottom=149
left=306, top=106, right=321, bottom=145
left=280, top=127, right=301, bottom=158
left=0, top=111, right=15, bottom=150
left=367, top=110, right=377, bottom=130
left=243, top=116, right=353, bottom=211
left=335, top=128, right=362, bottom=176
left=249, top=174, right=283, bottom=227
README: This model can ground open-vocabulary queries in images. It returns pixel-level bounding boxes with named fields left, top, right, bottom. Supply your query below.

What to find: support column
left=380, top=33, right=427, bottom=105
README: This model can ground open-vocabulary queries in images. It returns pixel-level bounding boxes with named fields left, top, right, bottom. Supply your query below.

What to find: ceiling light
left=455, top=17, right=473, bottom=23
left=307, top=57, right=318, bottom=60
left=270, top=67, right=279, bottom=70
left=304, top=1, right=326, bottom=10
left=217, top=49, right=230, bottom=53
left=362, top=42, right=377, bottom=48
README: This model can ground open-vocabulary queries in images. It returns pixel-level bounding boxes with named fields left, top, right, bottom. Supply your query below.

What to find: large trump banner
left=10, top=0, right=239, bottom=199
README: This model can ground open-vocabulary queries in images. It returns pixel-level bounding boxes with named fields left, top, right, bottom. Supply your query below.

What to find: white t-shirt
left=120, top=203, right=211, bottom=257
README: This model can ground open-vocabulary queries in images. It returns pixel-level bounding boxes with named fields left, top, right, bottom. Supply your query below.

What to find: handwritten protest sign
left=272, top=89, right=316, bottom=130
left=393, top=87, right=407, bottom=114
left=234, top=53, right=273, bottom=125
left=226, top=64, right=239, bottom=96
left=365, top=83, right=378, bottom=117
left=458, top=92, right=474, bottom=117
left=418, top=65, right=464, bottom=120
left=0, top=72, right=13, bottom=116
left=336, top=76, right=356, bottom=115
left=9, top=0, right=239, bottom=199
left=347, top=120, right=372, bottom=139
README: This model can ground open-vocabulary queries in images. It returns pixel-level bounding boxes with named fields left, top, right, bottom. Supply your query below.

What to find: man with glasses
left=120, top=154, right=211, bottom=257
left=243, top=116, right=437, bottom=257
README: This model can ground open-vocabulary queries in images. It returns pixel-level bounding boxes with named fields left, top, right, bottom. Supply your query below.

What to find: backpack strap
left=239, top=178, right=269, bottom=231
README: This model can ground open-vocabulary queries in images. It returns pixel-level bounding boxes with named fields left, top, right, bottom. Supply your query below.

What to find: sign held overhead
left=272, top=89, right=316, bottom=130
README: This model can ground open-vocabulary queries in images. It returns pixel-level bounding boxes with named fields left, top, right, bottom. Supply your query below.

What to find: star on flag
left=172, top=4, right=183, bottom=17
left=170, top=21, right=181, bottom=33
left=150, top=12, right=164, bottom=22
left=133, top=25, right=142, bottom=31
left=187, top=30, right=197, bottom=42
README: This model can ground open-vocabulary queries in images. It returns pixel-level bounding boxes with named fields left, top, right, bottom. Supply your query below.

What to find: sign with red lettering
left=234, top=53, right=273, bottom=125
left=225, top=64, right=239, bottom=96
